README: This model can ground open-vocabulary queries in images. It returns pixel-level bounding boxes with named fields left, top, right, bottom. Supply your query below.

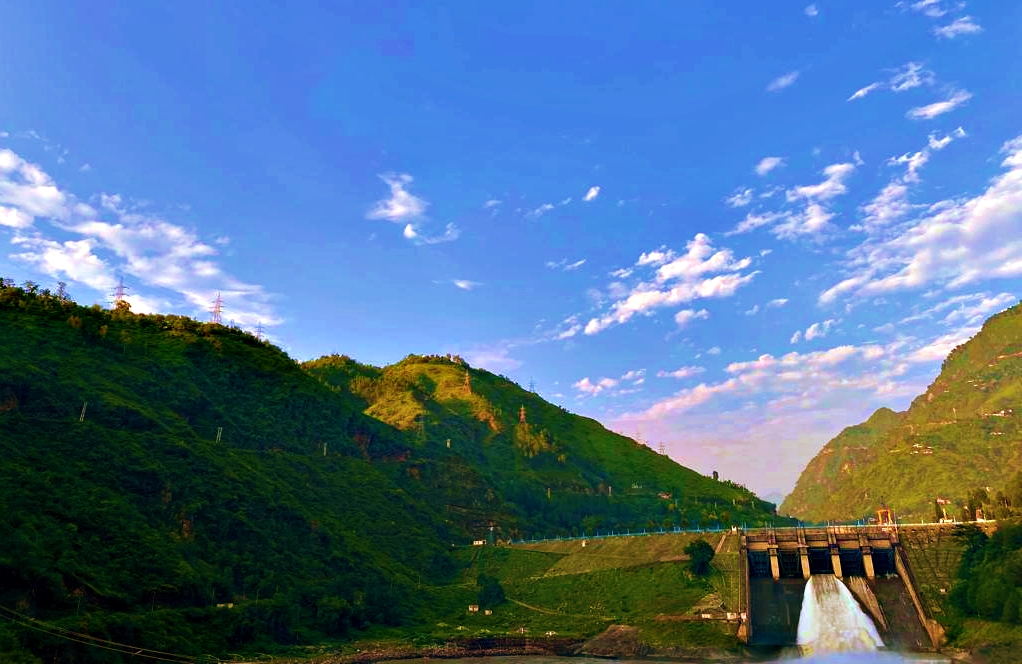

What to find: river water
left=381, top=655, right=950, bottom=663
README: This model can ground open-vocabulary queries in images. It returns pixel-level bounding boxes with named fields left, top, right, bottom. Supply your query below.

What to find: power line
left=0, top=604, right=200, bottom=663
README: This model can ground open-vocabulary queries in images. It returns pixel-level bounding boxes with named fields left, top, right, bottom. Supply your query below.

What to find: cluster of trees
left=946, top=474, right=1022, bottom=522
left=950, top=523, right=1022, bottom=623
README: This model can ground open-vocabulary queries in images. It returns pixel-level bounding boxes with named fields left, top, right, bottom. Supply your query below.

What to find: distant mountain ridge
left=781, top=300, right=1022, bottom=522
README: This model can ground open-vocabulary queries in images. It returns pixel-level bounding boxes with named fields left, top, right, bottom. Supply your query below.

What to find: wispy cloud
left=934, top=15, right=983, bottom=38
left=368, top=173, right=460, bottom=243
left=726, top=188, right=754, bottom=208
left=767, top=71, right=800, bottom=92
left=856, top=127, right=966, bottom=233
left=791, top=319, right=837, bottom=344
left=768, top=298, right=789, bottom=308
left=674, top=308, right=710, bottom=328
left=847, top=62, right=935, bottom=101
left=546, top=257, right=587, bottom=271
left=755, top=157, right=785, bottom=177
left=804, top=4, right=819, bottom=17
left=1, top=148, right=279, bottom=328
left=906, top=89, right=972, bottom=120
left=821, top=134, right=1022, bottom=305
left=527, top=202, right=555, bottom=218
left=657, top=365, right=706, bottom=379
left=368, top=173, right=427, bottom=222
left=583, top=186, right=601, bottom=202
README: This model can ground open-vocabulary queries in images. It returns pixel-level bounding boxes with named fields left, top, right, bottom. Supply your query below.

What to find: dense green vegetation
left=305, top=352, right=778, bottom=539
left=950, top=522, right=1022, bottom=624
left=782, top=300, right=1022, bottom=522
left=0, top=281, right=774, bottom=662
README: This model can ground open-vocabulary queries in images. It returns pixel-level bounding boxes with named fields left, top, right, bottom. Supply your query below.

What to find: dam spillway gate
left=739, top=525, right=938, bottom=650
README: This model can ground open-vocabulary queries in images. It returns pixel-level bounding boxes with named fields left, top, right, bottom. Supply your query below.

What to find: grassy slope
left=409, top=533, right=740, bottom=651
left=781, top=300, right=1022, bottom=522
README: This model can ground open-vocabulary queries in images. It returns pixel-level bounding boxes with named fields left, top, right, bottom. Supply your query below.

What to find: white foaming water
left=797, top=575, right=885, bottom=657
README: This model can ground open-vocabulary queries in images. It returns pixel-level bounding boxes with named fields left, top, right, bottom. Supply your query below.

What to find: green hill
left=0, top=280, right=775, bottom=662
left=305, top=353, right=776, bottom=539
left=781, top=300, right=1022, bottom=522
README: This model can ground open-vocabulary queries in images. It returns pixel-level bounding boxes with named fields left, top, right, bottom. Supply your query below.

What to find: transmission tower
left=528, top=377, right=535, bottom=393
left=210, top=291, right=224, bottom=324
left=110, top=276, right=129, bottom=307
left=255, top=322, right=263, bottom=341
left=658, top=441, right=667, bottom=456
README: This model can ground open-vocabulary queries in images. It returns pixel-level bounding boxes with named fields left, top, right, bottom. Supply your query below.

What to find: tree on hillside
left=477, top=573, right=506, bottom=609
left=684, top=539, right=715, bottom=576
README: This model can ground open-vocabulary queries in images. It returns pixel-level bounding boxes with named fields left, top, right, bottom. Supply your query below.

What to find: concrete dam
left=740, top=525, right=944, bottom=652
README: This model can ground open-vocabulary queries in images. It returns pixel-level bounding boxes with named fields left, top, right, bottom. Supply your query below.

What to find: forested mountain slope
left=781, top=300, right=1022, bottom=522
left=0, top=281, right=776, bottom=662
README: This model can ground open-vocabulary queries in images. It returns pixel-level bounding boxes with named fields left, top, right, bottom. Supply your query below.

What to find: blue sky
left=2, top=1, right=1020, bottom=498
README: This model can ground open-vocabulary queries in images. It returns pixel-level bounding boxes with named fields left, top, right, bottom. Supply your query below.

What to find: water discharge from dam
left=796, top=575, right=885, bottom=657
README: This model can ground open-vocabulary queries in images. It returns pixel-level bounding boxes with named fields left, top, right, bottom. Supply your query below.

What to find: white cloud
left=463, top=346, right=522, bottom=373
left=527, top=202, right=555, bottom=218
left=857, top=128, right=966, bottom=233
left=906, top=90, right=972, bottom=120
left=404, top=221, right=460, bottom=245
left=790, top=330, right=803, bottom=344
left=768, top=298, right=789, bottom=308
left=574, top=376, right=619, bottom=396
left=726, top=188, right=754, bottom=208
left=546, top=257, right=586, bottom=271
left=940, top=292, right=1016, bottom=326
left=674, top=308, right=709, bottom=328
left=483, top=199, right=501, bottom=208
left=848, top=62, right=935, bottom=101
left=928, top=126, right=966, bottom=150
left=0, top=148, right=280, bottom=329
left=804, top=4, right=819, bottom=16
left=745, top=304, right=760, bottom=316
left=755, top=157, right=785, bottom=176
left=657, top=365, right=706, bottom=379
left=934, top=16, right=983, bottom=38
left=767, top=71, right=800, bottom=92
left=902, top=0, right=950, bottom=18
left=367, top=173, right=427, bottom=222
left=804, top=318, right=837, bottom=341
left=707, top=346, right=721, bottom=355
left=583, top=186, right=600, bottom=202
left=848, top=83, right=881, bottom=101
left=821, top=134, right=1022, bottom=305
left=725, top=211, right=785, bottom=236
left=452, top=279, right=481, bottom=290
left=582, top=234, right=757, bottom=335
left=79, top=163, right=92, bottom=173
left=908, top=327, right=979, bottom=363
left=621, top=368, right=646, bottom=382
left=787, top=162, right=856, bottom=201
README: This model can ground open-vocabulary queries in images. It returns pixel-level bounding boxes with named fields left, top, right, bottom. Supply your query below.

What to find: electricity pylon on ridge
left=110, top=276, right=129, bottom=307
left=210, top=291, right=224, bottom=325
